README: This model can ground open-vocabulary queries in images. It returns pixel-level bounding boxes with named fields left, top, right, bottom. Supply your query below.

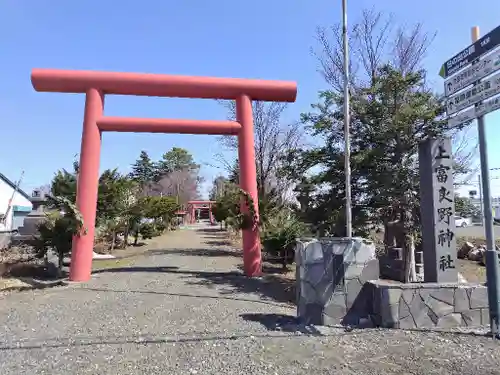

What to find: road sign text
left=446, top=71, right=500, bottom=115
left=444, top=51, right=500, bottom=96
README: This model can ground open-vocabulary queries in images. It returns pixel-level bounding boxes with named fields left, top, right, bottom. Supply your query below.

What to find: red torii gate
left=187, top=200, right=215, bottom=225
left=30, top=68, right=297, bottom=282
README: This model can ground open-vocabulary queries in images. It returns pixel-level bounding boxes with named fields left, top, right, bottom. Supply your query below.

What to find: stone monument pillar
left=419, top=137, right=458, bottom=283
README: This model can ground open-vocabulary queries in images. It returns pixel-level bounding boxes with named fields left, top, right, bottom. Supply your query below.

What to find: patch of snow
left=92, top=251, right=115, bottom=259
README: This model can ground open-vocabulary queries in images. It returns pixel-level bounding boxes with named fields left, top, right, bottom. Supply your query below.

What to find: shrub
left=261, top=210, right=306, bottom=269
left=139, top=222, right=156, bottom=240
left=32, top=196, right=86, bottom=274
left=155, top=221, right=167, bottom=233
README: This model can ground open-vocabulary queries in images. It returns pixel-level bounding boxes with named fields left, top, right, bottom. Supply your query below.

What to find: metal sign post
left=471, top=26, right=500, bottom=340
left=440, top=24, right=500, bottom=339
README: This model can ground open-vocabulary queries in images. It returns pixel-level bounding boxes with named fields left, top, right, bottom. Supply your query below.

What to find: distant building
left=0, top=173, right=32, bottom=232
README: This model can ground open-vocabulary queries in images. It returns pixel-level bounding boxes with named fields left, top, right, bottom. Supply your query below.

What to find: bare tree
left=392, top=24, right=435, bottom=76
left=155, top=168, right=201, bottom=204
left=209, top=175, right=229, bottom=200
left=313, top=7, right=476, bottom=172
left=451, top=126, right=478, bottom=186
left=313, top=8, right=435, bottom=93
left=215, top=101, right=302, bottom=198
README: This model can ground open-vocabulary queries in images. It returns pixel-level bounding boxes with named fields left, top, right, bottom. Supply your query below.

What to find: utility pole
left=478, top=174, right=484, bottom=225
left=342, top=0, right=352, bottom=237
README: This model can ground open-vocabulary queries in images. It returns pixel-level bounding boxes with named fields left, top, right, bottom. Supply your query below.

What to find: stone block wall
left=369, top=280, right=489, bottom=329
left=295, top=238, right=379, bottom=326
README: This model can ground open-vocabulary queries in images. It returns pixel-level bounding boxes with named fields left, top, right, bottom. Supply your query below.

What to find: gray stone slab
left=359, top=259, right=380, bottom=282
left=315, top=278, right=334, bottom=305
left=399, top=295, right=411, bottom=320
left=426, top=295, right=455, bottom=318
left=379, top=303, right=400, bottom=328
left=461, top=309, right=482, bottom=327
left=481, top=308, right=490, bottom=326
left=429, top=288, right=455, bottom=305
left=303, top=262, right=327, bottom=286
left=351, top=240, right=376, bottom=264
left=399, top=315, right=415, bottom=329
left=324, top=297, right=347, bottom=322
left=469, top=287, right=488, bottom=309
left=326, top=292, right=347, bottom=308
left=454, top=288, right=470, bottom=313
left=413, top=308, right=435, bottom=328
left=299, top=279, right=317, bottom=304
left=436, top=313, right=462, bottom=329
left=427, top=305, right=440, bottom=325
left=297, top=238, right=490, bottom=330
left=346, top=278, right=363, bottom=307
left=409, top=293, right=430, bottom=323
left=402, top=289, right=416, bottom=304
left=418, top=289, right=432, bottom=305
left=380, top=288, right=402, bottom=306
left=344, top=264, right=365, bottom=280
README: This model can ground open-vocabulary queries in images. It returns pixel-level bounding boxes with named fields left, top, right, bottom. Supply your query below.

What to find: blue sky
left=1, top=0, right=499, bottom=198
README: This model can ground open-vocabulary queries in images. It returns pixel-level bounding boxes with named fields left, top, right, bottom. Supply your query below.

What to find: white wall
left=0, top=180, right=32, bottom=231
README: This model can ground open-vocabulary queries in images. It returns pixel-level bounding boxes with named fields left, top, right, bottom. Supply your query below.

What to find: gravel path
left=1, top=223, right=500, bottom=374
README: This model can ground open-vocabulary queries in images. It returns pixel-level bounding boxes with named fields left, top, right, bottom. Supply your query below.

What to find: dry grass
left=370, top=229, right=490, bottom=283
left=455, top=236, right=495, bottom=284
left=0, top=233, right=167, bottom=290
left=221, top=227, right=491, bottom=284
left=457, top=236, right=500, bottom=248
left=0, top=278, right=32, bottom=291
left=91, top=257, right=137, bottom=271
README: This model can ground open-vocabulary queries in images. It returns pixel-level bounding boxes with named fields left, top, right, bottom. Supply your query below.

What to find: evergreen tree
left=155, top=147, right=198, bottom=179
left=129, top=151, right=155, bottom=186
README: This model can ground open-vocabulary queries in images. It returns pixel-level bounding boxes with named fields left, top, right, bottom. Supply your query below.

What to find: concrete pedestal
left=295, top=237, right=379, bottom=326
left=369, top=280, right=489, bottom=329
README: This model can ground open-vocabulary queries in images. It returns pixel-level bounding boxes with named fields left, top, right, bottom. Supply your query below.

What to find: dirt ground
left=1, top=224, right=500, bottom=375
left=0, top=228, right=491, bottom=294
left=0, top=234, right=170, bottom=291
left=456, top=236, right=495, bottom=283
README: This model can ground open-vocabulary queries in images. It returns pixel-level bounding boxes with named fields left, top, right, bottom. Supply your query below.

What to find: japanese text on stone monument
left=432, top=139, right=457, bottom=277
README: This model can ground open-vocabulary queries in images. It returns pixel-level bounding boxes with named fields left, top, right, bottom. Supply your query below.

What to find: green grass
left=91, top=257, right=136, bottom=271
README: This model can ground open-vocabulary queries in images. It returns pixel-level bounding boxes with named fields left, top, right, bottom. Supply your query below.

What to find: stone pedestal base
left=370, top=280, right=489, bottom=329
left=295, top=237, right=379, bottom=326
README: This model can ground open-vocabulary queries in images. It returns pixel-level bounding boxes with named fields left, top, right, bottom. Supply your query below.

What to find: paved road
left=1, top=225, right=499, bottom=374
left=456, top=225, right=500, bottom=239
